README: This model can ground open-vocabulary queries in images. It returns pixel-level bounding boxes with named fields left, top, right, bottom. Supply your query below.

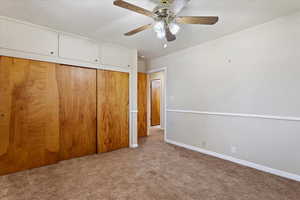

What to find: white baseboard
left=151, top=125, right=161, bottom=128
left=130, top=144, right=139, bottom=148
left=165, top=139, right=300, bottom=182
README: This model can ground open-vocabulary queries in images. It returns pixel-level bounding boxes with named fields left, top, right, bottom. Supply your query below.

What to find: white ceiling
left=0, top=0, right=300, bottom=58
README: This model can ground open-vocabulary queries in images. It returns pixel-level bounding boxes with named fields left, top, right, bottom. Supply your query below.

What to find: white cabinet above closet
left=59, top=34, right=99, bottom=64
left=100, top=44, right=133, bottom=69
left=0, top=16, right=137, bottom=71
left=0, top=18, right=58, bottom=56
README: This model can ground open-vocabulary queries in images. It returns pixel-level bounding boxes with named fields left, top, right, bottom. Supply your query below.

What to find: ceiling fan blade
left=175, top=16, right=219, bottom=25
left=113, top=0, right=153, bottom=17
left=124, top=24, right=153, bottom=36
left=165, top=26, right=176, bottom=42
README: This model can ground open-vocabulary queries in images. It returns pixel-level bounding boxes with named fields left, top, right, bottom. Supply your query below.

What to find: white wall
left=149, top=12, right=300, bottom=176
left=138, top=57, right=147, bottom=73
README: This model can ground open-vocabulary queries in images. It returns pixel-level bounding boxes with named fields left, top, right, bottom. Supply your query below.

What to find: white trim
left=1, top=48, right=133, bottom=73
left=130, top=110, right=138, bottom=113
left=0, top=48, right=100, bottom=69
left=101, top=65, right=131, bottom=73
left=129, top=70, right=134, bottom=148
left=167, top=109, right=300, bottom=122
left=130, top=144, right=139, bottom=148
left=165, top=139, right=300, bottom=182
left=0, top=48, right=133, bottom=73
left=151, top=125, right=161, bottom=128
left=147, top=67, right=166, bottom=74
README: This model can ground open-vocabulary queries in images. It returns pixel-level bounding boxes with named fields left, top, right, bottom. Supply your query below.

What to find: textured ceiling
left=0, top=0, right=300, bottom=58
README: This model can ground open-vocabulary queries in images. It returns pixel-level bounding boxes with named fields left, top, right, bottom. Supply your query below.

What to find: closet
left=0, top=56, right=129, bottom=175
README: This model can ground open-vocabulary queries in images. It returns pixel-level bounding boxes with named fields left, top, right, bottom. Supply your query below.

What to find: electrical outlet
left=231, top=146, right=237, bottom=154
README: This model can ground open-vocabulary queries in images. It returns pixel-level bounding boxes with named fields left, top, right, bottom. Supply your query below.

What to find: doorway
left=151, top=79, right=161, bottom=126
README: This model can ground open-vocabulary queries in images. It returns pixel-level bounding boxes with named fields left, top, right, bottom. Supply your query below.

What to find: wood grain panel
left=56, top=65, right=97, bottom=160
left=97, top=70, right=129, bottom=153
left=0, top=56, right=60, bottom=175
left=138, top=73, right=148, bottom=137
left=151, top=79, right=161, bottom=126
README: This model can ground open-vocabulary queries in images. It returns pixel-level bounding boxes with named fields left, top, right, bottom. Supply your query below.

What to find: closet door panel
left=0, top=56, right=60, bottom=175
left=138, top=73, right=148, bottom=137
left=97, top=70, right=129, bottom=153
left=56, top=65, right=97, bottom=160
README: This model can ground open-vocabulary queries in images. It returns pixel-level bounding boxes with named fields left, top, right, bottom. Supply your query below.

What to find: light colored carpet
left=1, top=127, right=300, bottom=200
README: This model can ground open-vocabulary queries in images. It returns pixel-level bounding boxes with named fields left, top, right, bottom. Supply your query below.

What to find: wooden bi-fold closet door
left=0, top=56, right=60, bottom=175
left=97, top=70, right=129, bottom=153
left=138, top=73, right=148, bottom=137
left=56, top=65, right=97, bottom=160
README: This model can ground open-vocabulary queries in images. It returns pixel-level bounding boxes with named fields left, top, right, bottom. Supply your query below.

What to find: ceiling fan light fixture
left=154, top=21, right=165, bottom=39
left=169, top=22, right=180, bottom=35
left=154, top=21, right=164, bottom=32
left=156, top=31, right=166, bottom=39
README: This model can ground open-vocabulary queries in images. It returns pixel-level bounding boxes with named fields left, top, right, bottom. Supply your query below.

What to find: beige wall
left=149, top=12, right=300, bottom=176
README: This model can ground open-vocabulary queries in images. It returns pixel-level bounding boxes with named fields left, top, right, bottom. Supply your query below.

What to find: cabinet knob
left=0, top=113, right=4, bottom=117
left=95, top=59, right=98, bottom=62
left=50, top=51, right=54, bottom=55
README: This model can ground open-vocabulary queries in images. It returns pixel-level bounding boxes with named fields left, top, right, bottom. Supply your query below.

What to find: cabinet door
left=97, top=70, right=129, bottom=152
left=56, top=65, right=97, bottom=160
left=100, top=44, right=132, bottom=68
left=0, top=56, right=60, bottom=175
left=59, top=34, right=99, bottom=63
left=138, top=73, right=148, bottom=137
left=0, top=19, right=58, bottom=56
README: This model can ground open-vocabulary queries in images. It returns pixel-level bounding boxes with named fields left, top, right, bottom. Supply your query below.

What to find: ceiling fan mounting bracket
left=160, top=0, right=170, bottom=5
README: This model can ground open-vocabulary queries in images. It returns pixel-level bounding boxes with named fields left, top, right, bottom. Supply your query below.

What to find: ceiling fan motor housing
left=160, top=0, right=169, bottom=4
left=153, top=5, right=175, bottom=23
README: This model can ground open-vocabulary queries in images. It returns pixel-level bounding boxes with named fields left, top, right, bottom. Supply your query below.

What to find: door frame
left=147, top=67, right=167, bottom=142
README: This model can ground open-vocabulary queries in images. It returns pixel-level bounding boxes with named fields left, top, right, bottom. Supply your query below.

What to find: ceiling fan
left=113, top=0, right=219, bottom=42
